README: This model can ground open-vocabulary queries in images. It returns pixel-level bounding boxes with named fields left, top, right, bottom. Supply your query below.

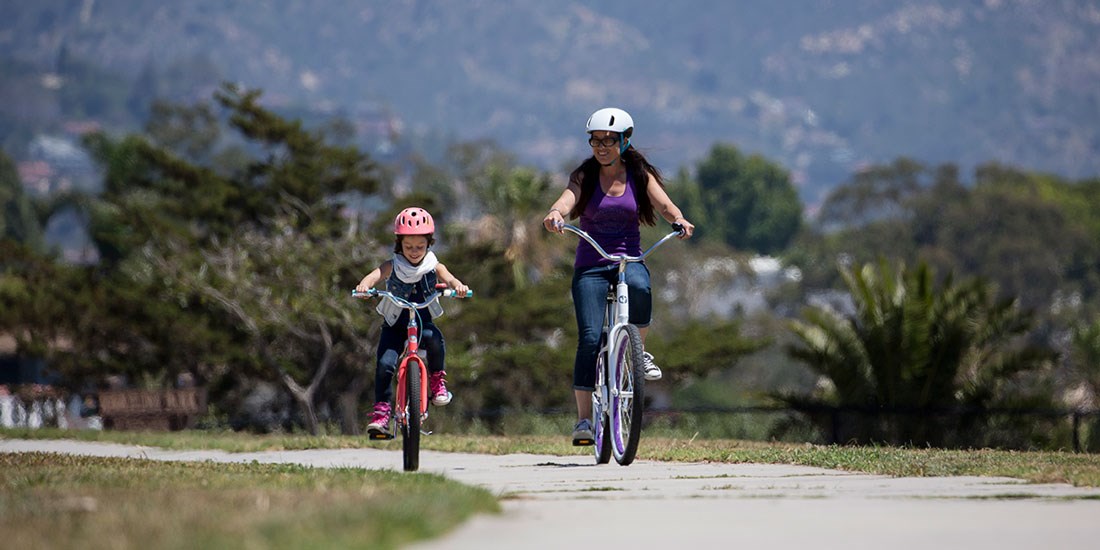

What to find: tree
left=787, top=158, right=940, bottom=290
left=785, top=259, right=1056, bottom=448
left=406, top=139, right=564, bottom=287
left=149, top=218, right=375, bottom=435
left=1070, top=320, right=1100, bottom=451
left=0, top=241, right=78, bottom=365
left=918, top=163, right=1098, bottom=312
left=31, top=84, right=384, bottom=433
left=816, top=157, right=926, bottom=232
left=0, top=151, right=43, bottom=249
left=684, top=144, right=802, bottom=254
left=795, top=159, right=1100, bottom=316
left=463, top=156, right=558, bottom=287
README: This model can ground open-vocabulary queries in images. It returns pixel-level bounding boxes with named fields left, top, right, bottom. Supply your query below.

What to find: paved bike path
left=4, top=438, right=1100, bottom=549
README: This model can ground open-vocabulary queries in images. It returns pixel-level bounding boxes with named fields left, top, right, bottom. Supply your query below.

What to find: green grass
left=0, top=450, right=498, bottom=550
left=6, top=427, right=1100, bottom=487
left=6, top=428, right=1100, bottom=548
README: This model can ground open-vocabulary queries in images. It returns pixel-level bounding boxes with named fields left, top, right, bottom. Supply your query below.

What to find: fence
left=0, top=386, right=94, bottom=429
left=98, top=388, right=207, bottom=431
left=0, top=386, right=207, bottom=432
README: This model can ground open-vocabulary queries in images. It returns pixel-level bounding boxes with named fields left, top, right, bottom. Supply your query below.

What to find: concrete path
left=4, top=438, right=1100, bottom=549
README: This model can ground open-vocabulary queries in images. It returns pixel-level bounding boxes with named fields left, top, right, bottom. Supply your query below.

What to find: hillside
left=2, top=0, right=1098, bottom=205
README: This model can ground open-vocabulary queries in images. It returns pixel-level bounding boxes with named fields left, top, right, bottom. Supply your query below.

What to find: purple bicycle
left=558, top=222, right=684, bottom=465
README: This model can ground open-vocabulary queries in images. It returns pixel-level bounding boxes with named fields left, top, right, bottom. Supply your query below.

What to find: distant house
left=26, top=135, right=98, bottom=193
left=62, top=120, right=101, bottom=136
left=16, top=160, right=55, bottom=194
left=661, top=255, right=803, bottom=318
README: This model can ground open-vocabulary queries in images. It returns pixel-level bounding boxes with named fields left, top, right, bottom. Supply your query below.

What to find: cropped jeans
left=571, top=262, right=651, bottom=390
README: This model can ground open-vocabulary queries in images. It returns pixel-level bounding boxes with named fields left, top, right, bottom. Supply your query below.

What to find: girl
left=356, top=207, right=469, bottom=436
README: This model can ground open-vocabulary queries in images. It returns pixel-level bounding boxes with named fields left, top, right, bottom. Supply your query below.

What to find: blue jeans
left=375, top=318, right=445, bottom=403
left=571, top=262, right=651, bottom=390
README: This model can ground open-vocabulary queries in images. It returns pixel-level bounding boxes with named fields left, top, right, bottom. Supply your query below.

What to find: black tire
left=402, top=363, right=422, bottom=472
left=594, top=352, right=612, bottom=464
left=614, top=324, right=646, bottom=465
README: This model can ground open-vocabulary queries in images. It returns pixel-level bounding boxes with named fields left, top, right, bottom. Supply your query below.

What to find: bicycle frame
left=395, top=302, right=430, bottom=425
left=558, top=222, right=683, bottom=465
left=564, top=224, right=682, bottom=357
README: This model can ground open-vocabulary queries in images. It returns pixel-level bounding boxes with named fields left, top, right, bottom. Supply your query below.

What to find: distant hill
left=2, top=0, right=1098, bottom=206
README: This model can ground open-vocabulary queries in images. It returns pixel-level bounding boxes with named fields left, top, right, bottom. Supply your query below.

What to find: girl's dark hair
left=567, top=147, right=663, bottom=225
left=393, top=233, right=435, bottom=254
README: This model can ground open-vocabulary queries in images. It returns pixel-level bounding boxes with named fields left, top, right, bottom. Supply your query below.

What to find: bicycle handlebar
left=351, top=288, right=473, bottom=310
left=556, top=222, right=684, bottom=263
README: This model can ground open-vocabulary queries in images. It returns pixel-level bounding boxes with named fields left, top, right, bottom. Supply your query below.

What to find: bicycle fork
left=607, top=271, right=632, bottom=400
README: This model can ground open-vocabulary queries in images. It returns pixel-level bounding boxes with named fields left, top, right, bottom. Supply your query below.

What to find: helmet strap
left=619, top=137, right=630, bottom=155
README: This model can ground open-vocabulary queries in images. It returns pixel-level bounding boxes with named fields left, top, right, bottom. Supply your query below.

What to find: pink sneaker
left=366, top=402, right=391, bottom=435
left=429, top=371, right=452, bottom=406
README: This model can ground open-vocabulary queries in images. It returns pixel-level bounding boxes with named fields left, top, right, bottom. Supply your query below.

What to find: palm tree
left=451, top=142, right=563, bottom=289
left=785, top=259, right=1055, bottom=447
left=1071, top=321, right=1100, bottom=451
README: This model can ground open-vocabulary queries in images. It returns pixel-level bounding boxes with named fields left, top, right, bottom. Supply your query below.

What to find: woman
left=542, top=107, right=695, bottom=445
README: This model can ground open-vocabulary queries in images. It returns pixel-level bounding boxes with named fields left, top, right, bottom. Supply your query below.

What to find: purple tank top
left=575, top=174, right=641, bottom=267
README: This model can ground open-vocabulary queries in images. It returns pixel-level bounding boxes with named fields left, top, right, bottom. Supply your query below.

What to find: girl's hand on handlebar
left=351, top=287, right=377, bottom=298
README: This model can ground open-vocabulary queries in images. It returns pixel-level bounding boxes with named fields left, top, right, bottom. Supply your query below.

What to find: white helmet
left=586, top=107, right=634, bottom=139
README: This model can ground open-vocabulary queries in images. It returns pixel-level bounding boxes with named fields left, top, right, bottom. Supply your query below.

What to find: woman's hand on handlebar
left=672, top=217, right=695, bottom=239
left=543, top=208, right=565, bottom=234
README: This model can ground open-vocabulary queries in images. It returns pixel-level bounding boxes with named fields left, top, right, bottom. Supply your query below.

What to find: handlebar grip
left=441, top=289, right=474, bottom=298
left=351, top=289, right=378, bottom=298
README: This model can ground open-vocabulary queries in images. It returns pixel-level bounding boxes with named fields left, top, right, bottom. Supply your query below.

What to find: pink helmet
left=393, top=207, right=435, bottom=235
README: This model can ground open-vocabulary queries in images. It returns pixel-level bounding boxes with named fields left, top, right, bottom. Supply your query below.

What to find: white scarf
left=379, top=251, right=443, bottom=326
left=392, top=251, right=439, bottom=283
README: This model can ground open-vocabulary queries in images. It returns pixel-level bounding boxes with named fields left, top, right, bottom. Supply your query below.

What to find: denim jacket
left=377, top=269, right=444, bottom=326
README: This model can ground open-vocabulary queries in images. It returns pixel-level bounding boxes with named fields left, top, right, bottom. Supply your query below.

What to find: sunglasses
left=588, top=136, right=620, bottom=148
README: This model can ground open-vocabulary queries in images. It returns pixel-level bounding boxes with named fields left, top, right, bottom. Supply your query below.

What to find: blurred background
left=2, top=0, right=1099, bottom=451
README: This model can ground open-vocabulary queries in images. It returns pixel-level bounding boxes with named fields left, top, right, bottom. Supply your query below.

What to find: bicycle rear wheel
left=399, top=361, right=423, bottom=472
left=610, top=324, right=645, bottom=465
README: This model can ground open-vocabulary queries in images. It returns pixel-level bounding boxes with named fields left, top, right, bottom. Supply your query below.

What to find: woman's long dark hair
left=567, top=147, right=664, bottom=226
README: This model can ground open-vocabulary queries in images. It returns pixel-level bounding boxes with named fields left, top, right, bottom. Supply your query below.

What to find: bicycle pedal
left=368, top=431, right=394, bottom=440
left=573, top=438, right=595, bottom=446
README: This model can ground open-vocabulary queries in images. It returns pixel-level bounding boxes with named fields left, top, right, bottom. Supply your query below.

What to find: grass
left=0, top=450, right=498, bottom=550
left=6, top=427, right=1100, bottom=487
left=5, top=428, right=1100, bottom=548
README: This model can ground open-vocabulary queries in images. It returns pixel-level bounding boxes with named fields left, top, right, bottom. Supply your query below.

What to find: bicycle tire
left=611, top=324, right=645, bottom=465
left=401, top=360, right=423, bottom=472
left=593, top=351, right=612, bottom=464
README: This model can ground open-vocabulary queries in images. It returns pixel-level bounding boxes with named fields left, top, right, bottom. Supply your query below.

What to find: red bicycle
left=352, top=284, right=472, bottom=471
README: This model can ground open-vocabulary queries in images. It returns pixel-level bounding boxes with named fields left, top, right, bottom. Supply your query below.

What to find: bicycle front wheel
left=610, top=324, right=645, bottom=465
left=593, top=350, right=612, bottom=464
left=399, top=360, right=423, bottom=472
